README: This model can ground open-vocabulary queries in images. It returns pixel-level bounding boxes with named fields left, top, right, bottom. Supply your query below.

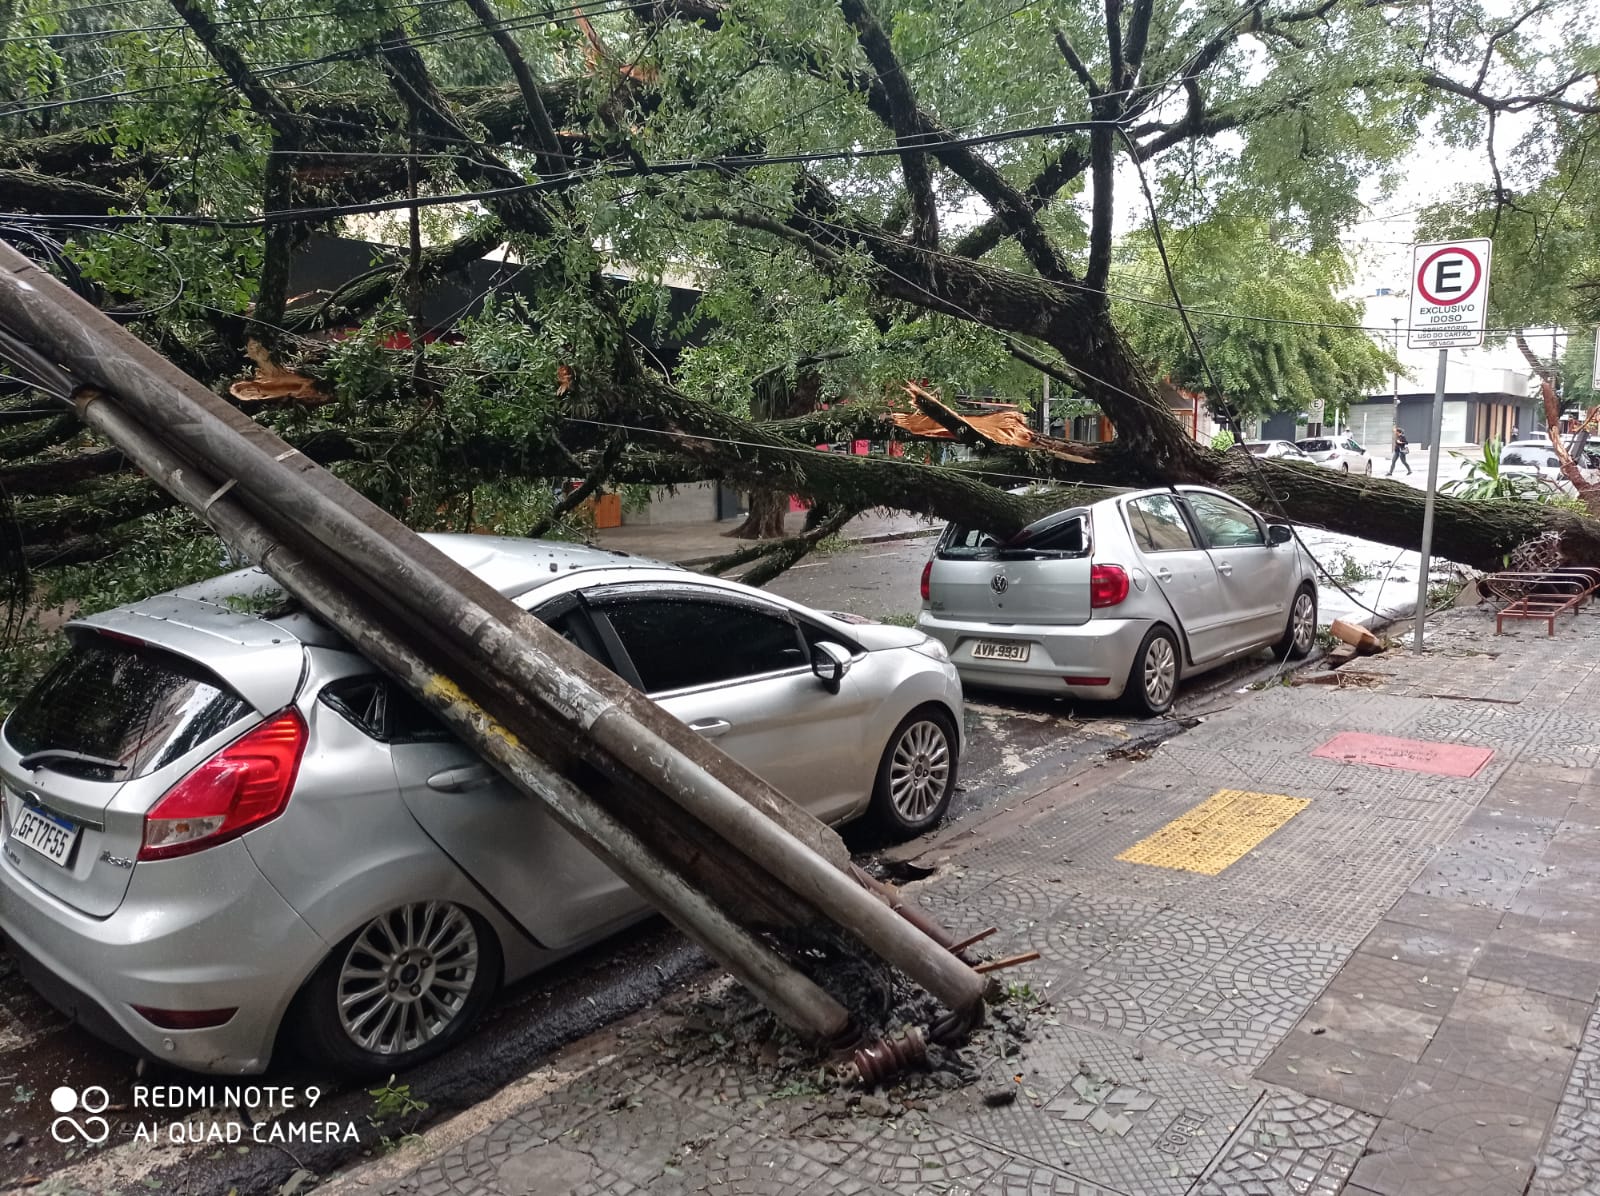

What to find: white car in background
left=1296, top=436, right=1372, bottom=475
left=1499, top=440, right=1599, bottom=491
left=1243, top=440, right=1311, bottom=462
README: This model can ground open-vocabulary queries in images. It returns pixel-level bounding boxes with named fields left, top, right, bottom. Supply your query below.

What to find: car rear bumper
left=915, top=612, right=1153, bottom=699
left=0, top=839, right=326, bottom=1074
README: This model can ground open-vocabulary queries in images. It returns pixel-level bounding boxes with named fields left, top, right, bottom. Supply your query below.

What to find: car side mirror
left=810, top=641, right=853, bottom=693
left=1268, top=524, right=1293, bottom=546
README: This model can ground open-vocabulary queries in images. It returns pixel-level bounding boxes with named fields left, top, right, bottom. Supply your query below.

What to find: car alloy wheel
left=337, top=902, right=480, bottom=1056
left=1142, top=635, right=1177, bottom=708
left=888, top=719, right=951, bottom=822
left=1292, top=591, right=1316, bottom=654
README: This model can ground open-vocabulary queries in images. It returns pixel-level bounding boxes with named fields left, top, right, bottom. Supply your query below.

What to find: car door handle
left=1216, top=562, right=1233, bottom=576
left=1154, top=567, right=1172, bottom=583
left=689, top=718, right=731, bottom=738
left=426, top=764, right=496, bottom=792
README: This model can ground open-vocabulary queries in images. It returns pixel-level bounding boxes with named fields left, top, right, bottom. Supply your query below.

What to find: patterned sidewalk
left=326, top=602, right=1600, bottom=1196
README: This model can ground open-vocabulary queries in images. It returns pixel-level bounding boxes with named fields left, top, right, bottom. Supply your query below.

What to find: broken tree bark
left=1514, top=330, right=1599, bottom=512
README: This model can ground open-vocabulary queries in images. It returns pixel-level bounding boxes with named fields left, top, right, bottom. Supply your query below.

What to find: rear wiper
left=18, top=749, right=125, bottom=773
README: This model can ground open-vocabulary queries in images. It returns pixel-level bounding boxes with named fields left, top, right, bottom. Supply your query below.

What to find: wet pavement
left=0, top=537, right=1270, bottom=1195
left=288, top=599, right=1600, bottom=1196
left=0, top=529, right=1414, bottom=1195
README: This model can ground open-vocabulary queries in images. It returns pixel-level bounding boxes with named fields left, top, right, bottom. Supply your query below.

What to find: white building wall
left=619, top=482, right=721, bottom=525
left=1360, top=291, right=1540, bottom=406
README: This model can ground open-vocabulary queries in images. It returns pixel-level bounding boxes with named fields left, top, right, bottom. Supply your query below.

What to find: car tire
left=1365, top=459, right=1373, bottom=475
left=1125, top=625, right=1180, bottom=717
left=869, top=706, right=959, bottom=839
left=1340, top=461, right=1350, bottom=473
left=293, top=901, right=501, bottom=1077
left=1273, top=585, right=1318, bottom=661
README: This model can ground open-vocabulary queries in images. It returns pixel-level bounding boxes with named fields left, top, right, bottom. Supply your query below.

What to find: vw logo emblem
left=990, top=573, right=1009, bottom=594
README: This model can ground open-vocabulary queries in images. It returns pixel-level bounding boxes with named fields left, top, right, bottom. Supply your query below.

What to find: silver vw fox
left=917, top=486, right=1318, bottom=714
left=0, top=537, right=962, bottom=1075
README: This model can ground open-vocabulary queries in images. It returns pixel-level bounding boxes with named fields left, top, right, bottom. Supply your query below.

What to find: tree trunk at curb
left=727, top=489, right=789, bottom=539
left=726, top=365, right=824, bottom=539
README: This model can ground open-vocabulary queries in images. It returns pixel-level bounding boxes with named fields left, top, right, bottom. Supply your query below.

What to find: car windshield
left=4, top=633, right=253, bottom=781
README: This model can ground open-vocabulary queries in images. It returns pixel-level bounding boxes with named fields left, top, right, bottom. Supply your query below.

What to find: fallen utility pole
left=0, top=240, right=989, bottom=1043
left=68, top=382, right=854, bottom=1042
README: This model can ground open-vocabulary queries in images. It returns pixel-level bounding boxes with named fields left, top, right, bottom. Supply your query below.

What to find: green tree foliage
left=0, top=0, right=1595, bottom=636
left=1418, top=117, right=1600, bottom=335
left=1114, top=222, right=1395, bottom=418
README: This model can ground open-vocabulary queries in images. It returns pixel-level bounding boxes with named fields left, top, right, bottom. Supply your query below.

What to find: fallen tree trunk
left=1210, top=454, right=1600, bottom=571
left=8, top=358, right=1600, bottom=574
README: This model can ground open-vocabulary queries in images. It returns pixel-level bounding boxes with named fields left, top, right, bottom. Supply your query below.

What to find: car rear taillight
left=139, top=710, right=307, bottom=861
left=1090, top=564, right=1130, bottom=608
left=920, top=556, right=933, bottom=602
left=131, top=1005, right=238, bottom=1030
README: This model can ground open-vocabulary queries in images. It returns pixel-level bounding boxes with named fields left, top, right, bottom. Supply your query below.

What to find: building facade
left=1348, top=289, right=1543, bottom=448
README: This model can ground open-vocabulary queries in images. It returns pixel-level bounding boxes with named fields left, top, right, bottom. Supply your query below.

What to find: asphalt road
left=0, top=534, right=1291, bottom=1195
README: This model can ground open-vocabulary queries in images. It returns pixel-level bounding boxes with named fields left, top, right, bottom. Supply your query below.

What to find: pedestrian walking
left=1387, top=426, right=1411, bottom=476
left=1511, top=424, right=1521, bottom=442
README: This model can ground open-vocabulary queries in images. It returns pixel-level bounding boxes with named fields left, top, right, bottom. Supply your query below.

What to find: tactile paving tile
left=1349, top=1121, right=1535, bottom=1196
left=669, top=1123, right=888, bottom=1196
left=963, top=1157, right=1120, bottom=1194
left=1530, top=1004, right=1600, bottom=1194
left=1385, top=1062, right=1558, bottom=1162
left=1116, top=790, right=1310, bottom=875
left=557, top=1091, right=728, bottom=1187
left=1145, top=933, right=1349, bottom=1069
left=932, top=1021, right=1260, bottom=1196
left=403, top=1083, right=612, bottom=1196
left=820, top=1110, right=1012, bottom=1194
left=1408, top=704, right=1555, bottom=746
left=1194, top=1092, right=1376, bottom=1196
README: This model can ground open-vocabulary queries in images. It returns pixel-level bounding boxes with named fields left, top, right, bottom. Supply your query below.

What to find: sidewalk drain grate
left=1310, top=730, right=1495, bottom=777
left=1116, top=789, right=1309, bottom=875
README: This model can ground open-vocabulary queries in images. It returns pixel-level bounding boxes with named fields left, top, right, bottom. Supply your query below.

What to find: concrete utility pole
left=0, top=241, right=989, bottom=1047
left=1392, top=317, right=1402, bottom=416
left=1414, top=348, right=1448, bottom=652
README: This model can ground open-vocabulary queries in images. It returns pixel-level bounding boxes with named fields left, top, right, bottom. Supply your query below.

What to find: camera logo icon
left=49, top=1086, right=111, bottom=1145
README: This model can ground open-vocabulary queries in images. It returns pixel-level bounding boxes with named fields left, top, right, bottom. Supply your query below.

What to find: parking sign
left=1407, top=239, right=1492, bottom=349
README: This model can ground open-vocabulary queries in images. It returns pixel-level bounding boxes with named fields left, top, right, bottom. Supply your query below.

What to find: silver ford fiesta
left=0, top=537, right=962, bottom=1075
left=917, top=485, right=1318, bottom=714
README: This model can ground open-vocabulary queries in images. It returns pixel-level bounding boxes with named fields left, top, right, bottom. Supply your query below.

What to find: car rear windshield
left=4, top=632, right=254, bottom=781
left=1299, top=439, right=1332, bottom=452
left=939, top=514, right=1087, bottom=559
left=1246, top=443, right=1270, bottom=455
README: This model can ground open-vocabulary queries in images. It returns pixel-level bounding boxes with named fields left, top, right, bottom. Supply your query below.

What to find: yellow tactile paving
left=1116, top=789, right=1310, bottom=875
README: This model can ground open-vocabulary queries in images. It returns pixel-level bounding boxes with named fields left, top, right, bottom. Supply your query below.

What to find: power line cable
left=0, top=0, right=457, bottom=46
left=0, top=0, right=660, bottom=119
left=1114, top=123, right=1406, bottom=622
left=9, top=115, right=1129, bottom=227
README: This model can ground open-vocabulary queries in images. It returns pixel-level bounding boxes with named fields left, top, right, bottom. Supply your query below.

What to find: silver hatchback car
left=917, top=486, right=1317, bottom=714
left=0, top=537, right=963, bottom=1075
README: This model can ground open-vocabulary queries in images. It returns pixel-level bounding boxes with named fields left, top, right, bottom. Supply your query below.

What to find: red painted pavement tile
left=1311, top=732, right=1495, bottom=778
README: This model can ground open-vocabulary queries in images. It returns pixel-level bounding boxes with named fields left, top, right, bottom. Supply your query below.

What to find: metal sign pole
left=1414, top=347, right=1449, bottom=651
